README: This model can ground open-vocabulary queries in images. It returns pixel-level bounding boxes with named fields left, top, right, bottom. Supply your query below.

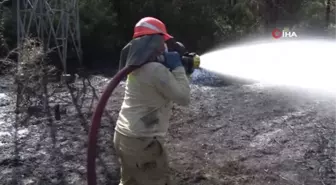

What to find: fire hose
left=86, top=65, right=137, bottom=185
left=86, top=52, right=200, bottom=185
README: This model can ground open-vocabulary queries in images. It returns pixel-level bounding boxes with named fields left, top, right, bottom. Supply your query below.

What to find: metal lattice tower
left=16, top=0, right=82, bottom=73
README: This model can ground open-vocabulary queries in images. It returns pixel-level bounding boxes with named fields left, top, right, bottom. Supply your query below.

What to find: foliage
left=1, top=0, right=335, bottom=71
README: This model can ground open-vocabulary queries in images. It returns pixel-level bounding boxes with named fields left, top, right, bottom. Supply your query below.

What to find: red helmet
left=133, top=17, right=173, bottom=41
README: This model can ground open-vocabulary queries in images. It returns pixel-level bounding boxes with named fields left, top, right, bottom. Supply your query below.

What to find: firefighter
left=113, top=17, right=191, bottom=185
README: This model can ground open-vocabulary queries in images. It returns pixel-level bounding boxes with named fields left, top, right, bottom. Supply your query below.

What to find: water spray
left=199, top=39, right=336, bottom=95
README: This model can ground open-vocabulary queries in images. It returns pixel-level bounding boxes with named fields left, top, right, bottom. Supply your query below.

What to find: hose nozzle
left=193, top=54, right=200, bottom=69
left=182, top=52, right=201, bottom=75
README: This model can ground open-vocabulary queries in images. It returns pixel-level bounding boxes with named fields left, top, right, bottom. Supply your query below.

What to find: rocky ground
left=0, top=71, right=335, bottom=185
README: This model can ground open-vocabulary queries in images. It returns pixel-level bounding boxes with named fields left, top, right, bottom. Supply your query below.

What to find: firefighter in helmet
left=113, top=17, right=190, bottom=185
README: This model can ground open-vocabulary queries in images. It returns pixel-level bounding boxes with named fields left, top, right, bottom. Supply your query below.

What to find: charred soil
left=0, top=74, right=335, bottom=185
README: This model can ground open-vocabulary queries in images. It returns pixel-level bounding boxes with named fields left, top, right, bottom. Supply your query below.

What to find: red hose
left=87, top=65, right=138, bottom=185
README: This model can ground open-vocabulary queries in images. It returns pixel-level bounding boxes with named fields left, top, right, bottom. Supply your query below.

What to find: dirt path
left=0, top=75, right=335, bottom=185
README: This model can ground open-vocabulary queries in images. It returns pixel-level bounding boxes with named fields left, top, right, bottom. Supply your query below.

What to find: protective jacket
left=115, top=36, right=190, bottom=138
left=115, top=63, right=190, bottom=137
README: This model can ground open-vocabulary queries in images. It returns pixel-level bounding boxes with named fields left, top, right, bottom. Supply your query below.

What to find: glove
left=162, top=51, right=183, bottom=71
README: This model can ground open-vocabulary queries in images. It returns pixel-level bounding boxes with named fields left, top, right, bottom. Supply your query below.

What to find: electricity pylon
left=16, top=0, right=82, bottom=73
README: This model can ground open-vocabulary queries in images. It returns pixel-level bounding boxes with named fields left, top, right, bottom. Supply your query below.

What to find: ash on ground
left=191, top=69, right=254, bottom=87
left=0, top=74, right=335, bottom=185
left=191, top=69, right=234, bottom=87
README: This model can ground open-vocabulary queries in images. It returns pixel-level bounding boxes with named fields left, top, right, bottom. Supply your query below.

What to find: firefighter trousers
left=113, top=131, right=173, bottom=185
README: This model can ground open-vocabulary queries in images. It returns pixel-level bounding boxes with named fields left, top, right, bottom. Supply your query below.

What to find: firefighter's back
left=115, top=61, right=173, bottom=138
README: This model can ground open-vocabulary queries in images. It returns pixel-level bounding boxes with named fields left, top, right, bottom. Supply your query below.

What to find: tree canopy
left=0, top=0, right=335, bottom=71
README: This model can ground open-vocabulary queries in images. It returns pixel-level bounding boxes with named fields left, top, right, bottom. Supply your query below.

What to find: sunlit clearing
left=200, top=40, right=336, bottom=95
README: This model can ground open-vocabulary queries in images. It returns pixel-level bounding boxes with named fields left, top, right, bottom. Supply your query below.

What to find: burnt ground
left=0, top=73, right=335, bottom=185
